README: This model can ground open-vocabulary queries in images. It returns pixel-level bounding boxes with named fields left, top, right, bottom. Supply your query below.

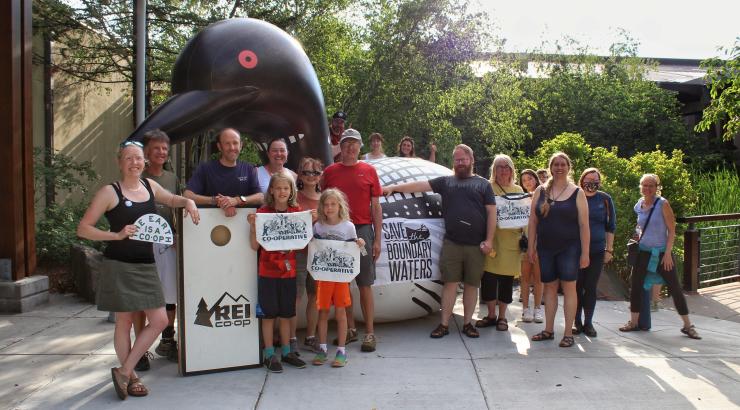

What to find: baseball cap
left=332, top=111, right=348, bottom=121
left=339, top=128, right=363, bottom=146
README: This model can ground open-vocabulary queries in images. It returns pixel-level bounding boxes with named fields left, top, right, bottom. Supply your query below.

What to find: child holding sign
left=248, top=173, right=307, bottom=373
left=311, top=189, right=365, bottom=368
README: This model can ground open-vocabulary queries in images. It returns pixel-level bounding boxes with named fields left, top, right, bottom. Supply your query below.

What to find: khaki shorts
left=439, top=239, right=485, bottom=287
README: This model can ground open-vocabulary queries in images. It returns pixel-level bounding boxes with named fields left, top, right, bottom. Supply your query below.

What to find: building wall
left=31, top=34, right=134, bottom=207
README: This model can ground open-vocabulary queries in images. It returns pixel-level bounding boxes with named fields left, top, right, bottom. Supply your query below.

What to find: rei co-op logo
left=194, top=292, right=252, bottom=328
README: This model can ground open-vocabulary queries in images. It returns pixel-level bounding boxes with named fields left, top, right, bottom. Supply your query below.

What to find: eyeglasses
left=301, top=170, right=322, bottom=176
left=120, top=140, right=143, bottom=148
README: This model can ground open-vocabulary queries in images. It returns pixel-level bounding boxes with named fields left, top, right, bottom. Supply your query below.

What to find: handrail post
left=683, top=222, right=699, bottom=293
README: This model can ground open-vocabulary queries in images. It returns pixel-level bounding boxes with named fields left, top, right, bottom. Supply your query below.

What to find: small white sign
left=307, top=239, right=361, bottom=283
left=495, top=193, right=531, bottom=229
left=132, top=213, right=174, bottom=245
left=255, top=210, right=313, bottom=251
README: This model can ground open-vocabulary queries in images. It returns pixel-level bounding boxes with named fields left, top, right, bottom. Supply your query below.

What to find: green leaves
left=696, top=38, right=740, bottom=143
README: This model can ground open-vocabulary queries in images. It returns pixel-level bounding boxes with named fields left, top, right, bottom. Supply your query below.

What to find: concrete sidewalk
left=2, top=291, right=740, bottom=410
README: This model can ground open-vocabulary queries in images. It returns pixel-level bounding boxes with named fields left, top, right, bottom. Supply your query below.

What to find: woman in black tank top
left=77, top=141, right=200, bottom=400
left=526, top=152, right=591, bottom=348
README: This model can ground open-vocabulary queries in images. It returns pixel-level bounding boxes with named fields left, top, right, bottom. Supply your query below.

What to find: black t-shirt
left=429, top=175, right=496, bottom=245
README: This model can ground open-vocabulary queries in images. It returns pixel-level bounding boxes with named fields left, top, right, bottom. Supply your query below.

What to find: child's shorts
left=316, top=281, right=351, bottom=310
left=258, top=276, right=297, bottom=319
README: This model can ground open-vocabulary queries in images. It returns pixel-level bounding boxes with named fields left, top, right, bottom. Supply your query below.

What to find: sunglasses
left=120, top=140, right=144, bottom=148
left=301, top=170, right=322, bottom=176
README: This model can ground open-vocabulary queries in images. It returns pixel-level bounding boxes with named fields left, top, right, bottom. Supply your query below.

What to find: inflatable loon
left=127, top=18, right=331, bottom=169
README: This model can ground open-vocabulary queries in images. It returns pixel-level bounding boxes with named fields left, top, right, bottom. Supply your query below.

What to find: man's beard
left=454, top=164, right=473, bottom=178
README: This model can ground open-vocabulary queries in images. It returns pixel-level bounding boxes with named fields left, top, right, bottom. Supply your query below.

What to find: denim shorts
left=537, top=243, right=580, bottom=283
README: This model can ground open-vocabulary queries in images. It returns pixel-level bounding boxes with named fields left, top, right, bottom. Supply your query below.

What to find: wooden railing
left=677, top=213, right=740, bottom=292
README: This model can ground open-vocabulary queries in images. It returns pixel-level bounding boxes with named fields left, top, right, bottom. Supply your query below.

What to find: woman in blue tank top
left=527, top=152, right=591, bottom=348
left=618, top=174, right=700, bottom=339
left=77, top=141, right=201, bottom=400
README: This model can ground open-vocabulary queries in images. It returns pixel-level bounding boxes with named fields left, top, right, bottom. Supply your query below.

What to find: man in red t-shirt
left=321, top=128, right=382, bottom=352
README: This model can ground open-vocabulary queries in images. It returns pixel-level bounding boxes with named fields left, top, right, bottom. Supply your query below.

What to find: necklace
left=549, top=184, right=569, bottom=203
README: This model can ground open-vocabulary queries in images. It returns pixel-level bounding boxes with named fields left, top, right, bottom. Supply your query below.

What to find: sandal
left=559, top=336, right=575, bottom=348
left=110, top=367, right=129, bottom=400
left=127, top=377, right=149, bottom=397
left=531, top=330, right=554, bottom=341
left=475, top=316, right=497, bottom=328
left=495, top=318, right=508, bottom=331
left=619, top=321, right=640, bottom=332
left=430, top=324, right=449, bottom=339
left=681, top=325, right=702, bottom=340
left=462, top=323, right=480, bottom=338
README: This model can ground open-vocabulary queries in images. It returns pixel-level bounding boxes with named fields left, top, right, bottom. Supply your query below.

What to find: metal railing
left=678, top=213, right=740, bottom=292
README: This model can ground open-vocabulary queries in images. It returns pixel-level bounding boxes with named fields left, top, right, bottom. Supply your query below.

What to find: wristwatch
left=239, top=195, right=247, bottom=205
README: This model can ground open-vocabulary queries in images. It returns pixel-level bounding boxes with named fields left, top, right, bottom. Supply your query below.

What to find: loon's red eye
left=238, top=50, right=258, bottom=69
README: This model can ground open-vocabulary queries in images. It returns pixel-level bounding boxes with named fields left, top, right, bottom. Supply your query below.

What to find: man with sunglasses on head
left=184, top=128, right=263, bottom=216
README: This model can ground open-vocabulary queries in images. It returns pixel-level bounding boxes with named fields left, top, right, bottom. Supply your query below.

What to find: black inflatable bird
left=127, top=18, right=330, bottom=168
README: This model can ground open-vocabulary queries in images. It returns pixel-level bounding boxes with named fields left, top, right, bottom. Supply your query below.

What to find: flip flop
left=111, top=367, right=129, bottom=400
left=127, top=377, right=149, bottom=397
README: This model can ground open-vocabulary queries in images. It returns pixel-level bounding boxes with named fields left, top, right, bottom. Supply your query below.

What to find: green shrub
left=34, top=148, right=105, bottom=265
left=514, top=132, right=696, bottom=281
left=36, top=202, right=108, bottom=265
left=692, top=167, right=740, bottom=217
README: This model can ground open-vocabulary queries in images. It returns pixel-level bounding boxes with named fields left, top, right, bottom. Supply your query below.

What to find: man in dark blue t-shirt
left=382, top=144, right=496, bottom=339
left=184, top=128, right=263, bottom=217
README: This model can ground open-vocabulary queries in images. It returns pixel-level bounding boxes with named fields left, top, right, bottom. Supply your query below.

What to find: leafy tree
left=521, top=52, right=692, bottom=159
left=695, top=38, right=740, bottom=143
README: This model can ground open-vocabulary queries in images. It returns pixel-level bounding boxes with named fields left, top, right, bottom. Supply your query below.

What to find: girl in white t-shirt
left=311, top=189, right=365, bottom=368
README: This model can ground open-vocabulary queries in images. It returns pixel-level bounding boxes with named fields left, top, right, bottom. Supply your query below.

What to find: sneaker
left=522, top=307, right=534, bottom=323
left=289, top=338, right=300, bottom=357
left=651, top=301, right=660, bottom=312
left=331, top=351, right=347, bottom=367
left=155, top=338, right=175, bottom=357
left=264, top=355, right=283, bottom=373
left=166, top=341, right=178, bottom=363
left=135, top=351, right=153, bottom=371
left=312, top=350, right=328, bottom=366
left=333, top=328, right=358, bottom=346
left=281, top=352, right=306, bottom=368
left=533, top=307, right=544, bottom=323
left=361, top=334, right=376, bottom=352
left=304, top=336, right=321, bottom=353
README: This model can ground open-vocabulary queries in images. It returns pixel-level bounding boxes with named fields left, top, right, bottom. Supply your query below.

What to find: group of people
left=384, top=148, right=701, bottom=347
left=77, top=112, right=701, bottom=401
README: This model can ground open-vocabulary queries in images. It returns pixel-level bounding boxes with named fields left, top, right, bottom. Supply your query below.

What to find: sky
left=473, top=0, right=739, bottom=60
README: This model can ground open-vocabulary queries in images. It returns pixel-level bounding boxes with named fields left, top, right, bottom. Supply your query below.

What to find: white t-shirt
left=313, top=220, right=357, bottom=241
left=257, top=166, right=297, bottom=193
left=362, top=153, right=386, bottom=161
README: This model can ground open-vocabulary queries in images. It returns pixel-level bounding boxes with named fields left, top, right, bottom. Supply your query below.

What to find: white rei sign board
left=132, top=213, right=173, bottom=245
left=307, top=239, right=361, bottom=282
left=374, top=218, right=445, bottom=285
left=180, top=208, right=260, bottom=375
left=255, top=210, right=313, bottom=251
